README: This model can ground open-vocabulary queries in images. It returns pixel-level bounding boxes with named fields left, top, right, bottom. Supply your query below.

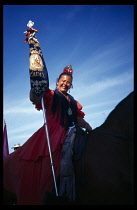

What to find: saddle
left=59, top=124, right=88, bottom=202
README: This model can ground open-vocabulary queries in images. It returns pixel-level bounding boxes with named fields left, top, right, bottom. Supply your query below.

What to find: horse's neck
left=95, top=111, right=133, bottom=140
left=100, top=92, right=134, bottom=139
left=98, top=121, right=123, bottom=135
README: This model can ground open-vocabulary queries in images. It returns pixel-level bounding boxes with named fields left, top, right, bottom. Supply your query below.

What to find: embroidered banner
left=24, top=21, right=49, bottom=98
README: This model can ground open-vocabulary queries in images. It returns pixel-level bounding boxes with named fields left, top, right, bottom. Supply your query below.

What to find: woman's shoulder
left=68, top=94, right=85, bottom=118
left=68, top=93, right=84, bottom=110
left=68, top=93, right=81, bottom=106
left=67, top=93, right=75, bottom=101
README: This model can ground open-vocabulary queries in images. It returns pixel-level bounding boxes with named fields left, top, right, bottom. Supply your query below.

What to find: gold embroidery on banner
left=28, top=40, right=35, bottom=45
left=34, top=43, right=40, bottom=47
left=30, top=53, right=44, bottom=71
left=30, top=49, right=43, bottom=57
left=30, top=71, right=45, bottom=78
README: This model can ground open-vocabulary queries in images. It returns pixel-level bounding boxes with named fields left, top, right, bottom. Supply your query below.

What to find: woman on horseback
left=3, top=21, right=92, bottom=205
left=3, top=64, right=92, bottom=205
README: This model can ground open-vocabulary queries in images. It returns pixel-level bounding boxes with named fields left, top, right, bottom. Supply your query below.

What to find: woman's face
left=57, top=75, right=72, bottom=94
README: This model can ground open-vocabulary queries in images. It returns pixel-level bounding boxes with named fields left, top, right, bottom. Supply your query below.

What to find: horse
left=3, top=91, right=134, bottom=205
left=74, top=91, right=134, bottom=205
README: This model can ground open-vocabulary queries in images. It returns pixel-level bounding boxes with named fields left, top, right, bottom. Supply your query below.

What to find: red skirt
left=3, top=89, right=85, bottom=205
left=3, top=124, right=67, bottom=205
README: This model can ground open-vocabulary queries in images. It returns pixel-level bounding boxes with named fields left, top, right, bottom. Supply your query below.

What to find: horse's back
left=85, top=130, right=134, bottom=204
left=75, top=91, right=134, bottom=205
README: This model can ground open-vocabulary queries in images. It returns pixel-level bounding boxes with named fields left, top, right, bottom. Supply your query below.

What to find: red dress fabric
left=3, top=89, right=85, bottom=205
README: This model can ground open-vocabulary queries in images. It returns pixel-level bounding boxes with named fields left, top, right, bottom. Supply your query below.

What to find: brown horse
left=74, top=91, right=134, bottom=205
left=3, top=91, right=134, bottom=205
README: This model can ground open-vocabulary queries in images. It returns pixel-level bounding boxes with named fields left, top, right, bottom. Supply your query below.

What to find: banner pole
left=41, top=96, right=58, bottom=196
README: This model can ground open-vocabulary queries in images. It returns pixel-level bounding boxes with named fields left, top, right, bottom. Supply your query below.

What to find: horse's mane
left=99, top=91, right=134, bottom=138
left=105, top=91, right=134, bottom=123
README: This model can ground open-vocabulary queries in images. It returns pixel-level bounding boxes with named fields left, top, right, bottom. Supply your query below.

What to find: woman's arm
left=29, top=88, right=54, bottom=111
left=77, top=116, right=92, bottom=131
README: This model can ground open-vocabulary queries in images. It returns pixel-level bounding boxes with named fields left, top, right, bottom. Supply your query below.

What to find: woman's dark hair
left=58, top=72, right=73, bottom=80
left=56, top=72, right=73, bottom=88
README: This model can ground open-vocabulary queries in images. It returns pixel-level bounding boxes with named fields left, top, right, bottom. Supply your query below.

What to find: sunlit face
left=57, top=75, right=72, bottom=94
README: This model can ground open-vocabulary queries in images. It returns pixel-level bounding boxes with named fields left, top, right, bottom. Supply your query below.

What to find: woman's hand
left=77, top=116, right=92, bottom=131
left=84, top=123, right=92, bottom=131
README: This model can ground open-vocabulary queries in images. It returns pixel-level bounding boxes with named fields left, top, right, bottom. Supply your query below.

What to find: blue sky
left=3, top=5, right=134, bottom=153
